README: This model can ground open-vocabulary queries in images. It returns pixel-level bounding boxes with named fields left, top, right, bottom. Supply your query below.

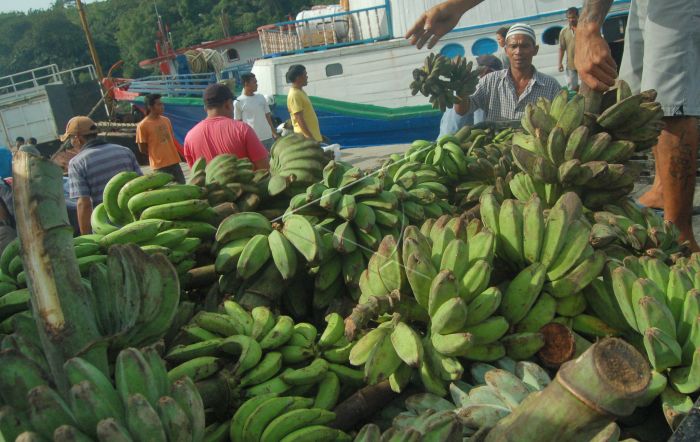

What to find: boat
left=116, top=0, right=631, bottom=148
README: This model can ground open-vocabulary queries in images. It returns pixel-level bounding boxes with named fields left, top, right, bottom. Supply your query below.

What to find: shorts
left=566, top=69, right=579, bottom=90
left=261, top=138, right=275, bottom=150
left=154, top=163, right=186, bottom=184
left=619, top=0, right=700, bottom=117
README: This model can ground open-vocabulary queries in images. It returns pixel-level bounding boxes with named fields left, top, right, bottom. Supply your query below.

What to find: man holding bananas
left=406, top=0, right=700, bottom=250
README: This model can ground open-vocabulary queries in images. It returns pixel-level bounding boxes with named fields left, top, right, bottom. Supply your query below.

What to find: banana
left=139, top=199, right=209, bottom=221
left=540, top=193, right=581, bottom=268
left=431, top=296, right=468, bottom=335
left=215, top=212, right=272, bottom=244
left=522, top=195, right=545, bottom=265
left=499, top=199, right=525, bottom=267
left=219, top=335, right=262, bottom=375
left=515, top=292, right=557, bottom=333
left=318, top=312, right=344, bottom=348
left=644, top=327, right=682, bottom=372
left=465, top=286, right=502, bottom=327
left=167, top=356, right=222, bottom=383
left=195, top=311, right=241, bottom=336
left=428, top=270, right=459, bottom=316
left=597, top=94, right=644, bottom=129
left=261, top=408, right=335, bottom=442
left=463, top=316, right=510, bottom=345
left=27, top=385, right=78, bottom=439
left=240, top=351, right=283, bottom=387
left=545, top=250, right=606, bottom=299
left=63, top=357, right=123, bottom=422
left=281, top=358, right=329, bottom=385
left=146, top=228, right=190, bottom=248
left=267, top=230, right=298, bottom=280
left=127, top=185, right=205, bottom=217
left=546, top=220, right=592, bottom=281
left=99, top=219, right=166, bottom=247
left=279, top=425, right=350, bottom=442
left=670, top=347, right=700, bottom=394
left=230, top=394, right=279, bottom=442
left=91, top=203, right=119, bottom=235
left=117, top=172, right=173, bottom=212
left=242, top=396, right=315, bottom=442
left=165, top=339, right=223, bottom=363
left=259, top=315, right=295, bottom=350
left=459, top=259, right=492, bottom=303
left=156, top=396, right=193, bottom=442
left=236, top=234, right=271, bottom=279
left=467, top=231, right=495, bottom=266
left=479, top=193, right=501, bottom=237
left=500, top=332, right=546, bottom=360
left=223, top=300, right=254, bottom=336
left=68, top=381, right=119, bottom=438
left=282, top=214, right=320, bottom=262
left=96, top=418, right=134, bottom=442
left=364, top=327, right=403, bottom=384
left=391, top=322, right=424, bottom=367
left=169, top=376, right=205, bottom=442
left=430, top=332, right=475, bottom=357
left=125, top=393, right=167, bottom=442
left=115, top=348, right=160, bottom=408
left=634, top=295, right=677, bottom=341
left=103, top=171, right=140, bottom=224
left=349, top=326, right=390, bottom=366
left=500, top=263, right=547, bottom=324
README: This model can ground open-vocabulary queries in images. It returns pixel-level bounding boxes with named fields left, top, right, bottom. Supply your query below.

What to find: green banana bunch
left=357, top=357, right=550, bottom=440
left=590, top=198, right=688, bottom=260
left=188, top=154, right=269, bottom=214
left=511, top=85, right=663, bottom=209
left=1, top=347, right=205, bottom=442
left=87, top=244, right=181, bottom=349
left=410, top=53, right=479, bottom=112
left=230, top=394, right=349, bottom=442
left=267, top=133, right=330, bottom=197
left=164, top=301, right=362, bottom=433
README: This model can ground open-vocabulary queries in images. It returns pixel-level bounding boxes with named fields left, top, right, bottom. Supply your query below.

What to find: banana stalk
left=343, top=290, right=427, bottom=341
left=12, top=152, right=105, bottom=392
left=484, top=338, right=650, bottom=441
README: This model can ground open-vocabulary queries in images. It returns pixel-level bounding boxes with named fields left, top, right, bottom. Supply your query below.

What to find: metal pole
left=75, top=0, right=105, bottom=80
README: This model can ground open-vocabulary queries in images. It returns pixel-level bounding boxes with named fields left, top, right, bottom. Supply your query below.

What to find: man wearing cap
left=183, top=84, right=269, bottom=169
left=445, top=24, right=560, bottom=122
left=62, top=116, right=142, bottom=235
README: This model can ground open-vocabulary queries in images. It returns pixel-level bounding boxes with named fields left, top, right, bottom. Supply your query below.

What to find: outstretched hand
left=405, top=0, right=474, bottom=49
left=574, top=26, right=618, bottom=91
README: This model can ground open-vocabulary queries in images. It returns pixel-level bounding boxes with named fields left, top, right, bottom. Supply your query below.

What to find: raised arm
left=574, top=0, right=617, bottom=91
left=405, top=0, right=486, bottom=49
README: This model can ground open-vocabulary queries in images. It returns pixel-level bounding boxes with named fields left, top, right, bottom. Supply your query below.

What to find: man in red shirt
left=183, top=84, right=269, bottom=169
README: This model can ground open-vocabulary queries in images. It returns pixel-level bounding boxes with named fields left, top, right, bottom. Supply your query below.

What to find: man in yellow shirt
left=286, top=65, right=322, bottom=142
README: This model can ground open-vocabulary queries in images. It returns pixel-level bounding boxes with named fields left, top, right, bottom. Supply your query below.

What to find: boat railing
left=0, top=64, right=97, bottom=97
left=258, top=4, right=391, bottom=57
left=124, top=73, right=218, bottom=97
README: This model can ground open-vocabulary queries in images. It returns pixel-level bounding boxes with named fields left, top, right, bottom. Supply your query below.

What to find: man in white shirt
left=234, top=73, right=279, bottom=150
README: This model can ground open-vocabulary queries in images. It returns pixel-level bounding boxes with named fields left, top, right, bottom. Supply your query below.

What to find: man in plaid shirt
left=459, top=23, right=561, bottom=122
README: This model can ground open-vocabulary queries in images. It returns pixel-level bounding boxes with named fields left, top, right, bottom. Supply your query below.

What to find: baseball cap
left=203, top=83, right=235, bottom=106
left=60, top=116, right=98, bottom=142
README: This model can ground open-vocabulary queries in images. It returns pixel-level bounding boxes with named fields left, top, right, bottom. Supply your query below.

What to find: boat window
left=542, top=26, right=563, bottom=45
left=326, top=63, right=343, bottom=77
left=471, top=38, right=498, bottom=56
left=227, top=49, right=240, bottom=61
left=440, top=43, right=465, bottom=59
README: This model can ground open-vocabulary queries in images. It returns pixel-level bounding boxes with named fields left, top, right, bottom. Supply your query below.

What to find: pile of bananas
left=480, top=192, right=606, bottom=328
left=511, top=87, right=661, bottom=208
left=0, top=288, right=30, bottom=332
left=267, top=133, right=330, bottom=197
left=358, top=358, right=551, bottom=441
left=589, top=199, right=687, bottom=261
left=91, top=171, right=222, bottom=277
left=597, top=80, right=664, bottom=152
left=410, top=54, right=480, bottom=112
left=163, top=302, right=364, bottom=433
left=189, top=154, right=268, bottom=214
left=213, top=212, right=320, bottom=307
left=0, top=346, right=206, bottom=441
left=229, top=395, right=350, bottom=442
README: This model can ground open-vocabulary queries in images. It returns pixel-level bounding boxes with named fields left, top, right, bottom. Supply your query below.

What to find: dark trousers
left=155, top=163, right=186, bottom=184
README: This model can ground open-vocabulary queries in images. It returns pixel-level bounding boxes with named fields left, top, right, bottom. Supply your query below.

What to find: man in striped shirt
left=460, top=24, right=561, bottom=122
left=63, top=116, right=142, bottom=234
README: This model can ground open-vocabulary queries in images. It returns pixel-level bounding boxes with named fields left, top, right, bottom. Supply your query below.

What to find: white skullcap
left=506, top=23, right=536, bottom=44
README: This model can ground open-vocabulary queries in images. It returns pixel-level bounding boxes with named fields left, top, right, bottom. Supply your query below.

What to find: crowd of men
left=0, top=0, right=697, bottom=251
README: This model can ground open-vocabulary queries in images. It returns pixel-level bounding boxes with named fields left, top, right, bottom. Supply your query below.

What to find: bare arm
left=76, top=196, right=93, bottom=235
left=293, top=111, right=314, bottom=140
left=253, top=157, right=270, bottom=170
left=405, top=0, right=485, bottom=49
left=575, top=0, right=617, bottom=91
left=265, top=113, right=279, bottom=139
left=453, top=97, right=471, bottom=116
left=558, top=46, right=565, bottom=72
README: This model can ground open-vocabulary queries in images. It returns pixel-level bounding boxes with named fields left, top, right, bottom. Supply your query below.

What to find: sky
left=0, top=0, right=98, bottom=14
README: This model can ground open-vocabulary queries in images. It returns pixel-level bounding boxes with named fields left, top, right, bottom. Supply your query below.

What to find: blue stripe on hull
left=161, top=103, right=440, bottom=148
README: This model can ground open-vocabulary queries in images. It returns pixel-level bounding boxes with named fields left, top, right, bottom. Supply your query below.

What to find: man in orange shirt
left=136, top=94, right=186, bottom=183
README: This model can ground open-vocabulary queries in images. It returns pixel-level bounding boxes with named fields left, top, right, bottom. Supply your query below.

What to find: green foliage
left=0, top=0, right=327, bottom=78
